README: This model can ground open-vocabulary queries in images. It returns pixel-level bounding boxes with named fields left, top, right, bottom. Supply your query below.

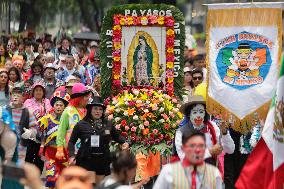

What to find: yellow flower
left=120, top=18, right=126, bottom=25
left=167, top=77, right=174, bottom=83
left=167, top=48, right=174, bottom=53
left=141, top=93, right=148, bottom=101
left=113, top=25, right=121, bottom=31
left=167, top=29, right=174, bottom=36
left=166, top=62, right=174, bottom=69
left=177, top=112, right=183, bottom=119
left=113, top=56, right=120, bottom=62
left=141, top=17, right=148, bottom=25
left=114, top=43, right=121, bottom=50
left=157, top=16, right=164, bottom=25
left=127, top=17, right=134, bottom=25
left=126, top=93, right=134, bottom=100
left=113, top=75, right=120, bottom=80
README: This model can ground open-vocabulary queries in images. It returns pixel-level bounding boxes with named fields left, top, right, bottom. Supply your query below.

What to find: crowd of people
left=0, top=31, right=264, bottom=189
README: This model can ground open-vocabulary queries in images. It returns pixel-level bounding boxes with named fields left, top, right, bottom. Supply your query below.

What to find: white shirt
left=153, top=163, right=223, bottom=189
left=100, top=176, right=132, bottom=189
left=175, top=121, right=235, bottom=161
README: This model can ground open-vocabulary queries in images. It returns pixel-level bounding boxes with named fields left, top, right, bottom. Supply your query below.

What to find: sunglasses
left=61, top=174, right=90, bottom=183
left=193, top=76, right=202, bottom=81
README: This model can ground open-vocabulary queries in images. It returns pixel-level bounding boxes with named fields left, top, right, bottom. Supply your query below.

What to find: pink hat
left=70, top=83, right=91, bottom=99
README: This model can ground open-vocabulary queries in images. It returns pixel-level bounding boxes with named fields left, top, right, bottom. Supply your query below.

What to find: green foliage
left=100, top=4, right=185, bottom=99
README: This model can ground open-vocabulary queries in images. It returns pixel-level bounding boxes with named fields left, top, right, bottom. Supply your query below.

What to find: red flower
left=121, top=120, right=127, bottom=126
left=166, top=54, right=175, bottom=62
left=112, top=79, right=121, bottom=87
left=129, top=101, right=135, bottom=106
left=150, top=133, right=155, bottom=139
left=164, top=123, right=170, bottom=130
left=121, top=132, right=128, bottom=137
left=165, top=16, right=174, bottom=27
left=158, top=134, right=164, bottom=140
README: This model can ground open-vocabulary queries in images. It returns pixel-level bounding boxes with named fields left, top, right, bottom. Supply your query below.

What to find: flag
left=235, top=56, right=284, bottom=189
left=205, top=3, right=282, bottom=133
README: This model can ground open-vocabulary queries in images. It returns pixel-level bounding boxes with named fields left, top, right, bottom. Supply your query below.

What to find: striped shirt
left=11, top=108, right=37, bottom=137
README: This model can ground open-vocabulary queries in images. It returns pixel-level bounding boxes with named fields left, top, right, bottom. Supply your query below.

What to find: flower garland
left=112, top=14, right=175, bottom=96
left=105, top=86, right=182, bottom=155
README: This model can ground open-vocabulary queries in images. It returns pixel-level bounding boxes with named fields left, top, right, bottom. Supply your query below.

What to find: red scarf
left=199, top=121, right=217, bottom=145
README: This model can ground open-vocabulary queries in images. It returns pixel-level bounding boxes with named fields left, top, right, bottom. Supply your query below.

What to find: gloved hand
left=21, top=128, right=33, bottom=139
left=55, top=146, right=66, bottom=160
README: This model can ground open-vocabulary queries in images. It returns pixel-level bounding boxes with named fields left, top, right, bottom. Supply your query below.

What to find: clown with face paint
left=173, top=95, right=235, bottom=166
left=38, top=89, right=70, bottom=189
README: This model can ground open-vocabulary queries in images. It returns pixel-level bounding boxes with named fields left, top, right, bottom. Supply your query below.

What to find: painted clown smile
left=194, top=118, right=204, bottom=126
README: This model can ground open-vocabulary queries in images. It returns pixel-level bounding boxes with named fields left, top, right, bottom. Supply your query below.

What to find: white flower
left=133, top=89, right=139, bottom=96
left=159, top=97, right=164, bottom=102
left=115, top=108, right=120, bottom=113
left=146, top=100, right=150, bottom=104
left=136, top=100, right=142, bottom=104
left=112, top=99, right=118, bottom=104
left=144, top=109, right=149, bottom=113
left=159, top=107, right=165, bottom=112
left=159, top=119, right=165, bottom=123
left=172, top=108, right=179, bottom=113
left=133, top=115, right=139, bottom=120
left=141, top=18, right=148, bottom=25
left=115, top=117, right=121, bottom=122
left=125, top=101, right=129, bottom=106
left=139, top=124, right=145, bottom=129
left=123, top=111, right=128, bottom=116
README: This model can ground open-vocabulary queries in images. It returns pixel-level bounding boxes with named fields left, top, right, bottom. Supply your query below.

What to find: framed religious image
left=100, top=4, right=185, bottom=98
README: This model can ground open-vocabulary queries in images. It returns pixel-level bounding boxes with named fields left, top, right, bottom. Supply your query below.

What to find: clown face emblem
left=190, top=104, right=205, bottom=128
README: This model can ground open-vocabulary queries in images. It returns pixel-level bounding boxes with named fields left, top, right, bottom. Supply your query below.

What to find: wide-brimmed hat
left=65, top=75, right=77, bottom=87
left=184, top=67, right=192, bottom=73
left=87, top=96, right=106, bottom=109
left=44, top=63, right=57, bottom=71
left=179, top=95, right=206, bottom=115
left=70, top=83, right=91, bottom=99
left=31, top=81, right=46, bottom=97
left=50, top=90, right=70, bottom=107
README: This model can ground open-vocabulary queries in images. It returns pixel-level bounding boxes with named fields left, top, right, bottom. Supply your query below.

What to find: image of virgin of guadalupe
left=133, top=35, right=153, bottom=85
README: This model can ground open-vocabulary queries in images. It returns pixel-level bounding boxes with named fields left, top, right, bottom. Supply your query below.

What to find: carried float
left=100, top=4, right=185, bottom=180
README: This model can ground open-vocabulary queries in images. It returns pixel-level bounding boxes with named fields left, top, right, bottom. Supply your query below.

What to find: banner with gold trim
left=206, top=3, right=282, bottom=133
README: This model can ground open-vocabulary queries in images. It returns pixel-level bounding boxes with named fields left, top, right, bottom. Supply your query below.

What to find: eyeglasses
left=185, top=144, right=206, bottom=150
left=61, top=174, right=90, bottom=183
left=192, top=76, right=202, bottom=81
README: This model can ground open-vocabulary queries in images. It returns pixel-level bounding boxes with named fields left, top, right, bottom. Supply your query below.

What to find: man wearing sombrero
left=173, top=95, right=235, bottom=166
left=55, top=83, right=92, bottom=161
left=38, top=89, right=70, bottom=189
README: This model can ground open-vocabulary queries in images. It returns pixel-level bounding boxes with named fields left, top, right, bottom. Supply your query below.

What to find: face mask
left=189, top=104, right=205, bottom=128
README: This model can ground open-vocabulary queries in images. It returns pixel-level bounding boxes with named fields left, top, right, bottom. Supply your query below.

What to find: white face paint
left=189, top=104, right=205, bottom=128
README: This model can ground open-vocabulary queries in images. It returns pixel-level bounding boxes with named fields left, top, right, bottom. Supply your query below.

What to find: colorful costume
left=39, top=89, right=70, bottom=188
left=56, top=83, right=91, bottom=159
left=39, top=114, right=68, bottom=188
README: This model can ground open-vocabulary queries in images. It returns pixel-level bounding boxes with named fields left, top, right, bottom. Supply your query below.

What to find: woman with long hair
left=8, top=66, right=24, bottom=89
left=68, top=96, right=129, bottom=185
left=0, top=70, right=10, bottom=106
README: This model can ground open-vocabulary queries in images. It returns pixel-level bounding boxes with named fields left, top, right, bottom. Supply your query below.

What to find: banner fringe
left=207, top=96, right=271, bottom=133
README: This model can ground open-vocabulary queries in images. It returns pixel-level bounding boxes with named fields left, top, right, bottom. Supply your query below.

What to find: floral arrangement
left=112, top=14, right=175, bottom=96
left=105, top=86, right=182, bottom=155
